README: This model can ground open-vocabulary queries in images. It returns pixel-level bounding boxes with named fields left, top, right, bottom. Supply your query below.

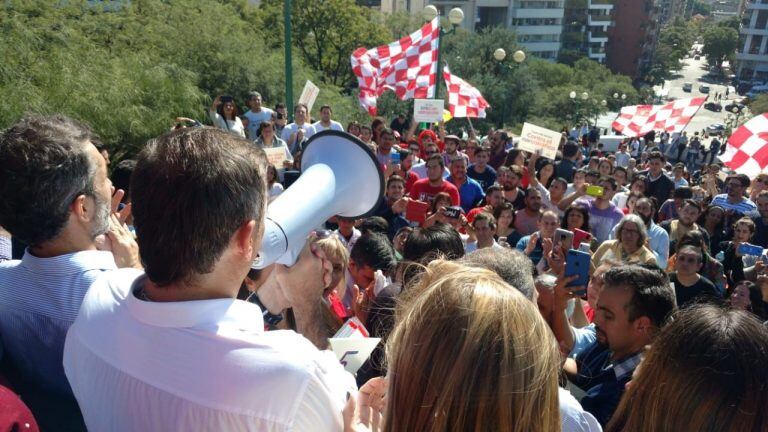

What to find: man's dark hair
left=111, top=159, right=136, bottom=204
left=387, top=174, right=405, bottom=189
left=403, top=223, right=464, bottom=262
left=274, top=102, right=286, bottom=110
left=397, top=148, right=411, bottom=160
left=726, top=173, right=750, bottom=188
left=379, top=127, right=394, bottom=139
left=524, top=186, right=542, bottom=199
left=647, top=151, right=665, bottom=163
left=460, top=248, right=535, bottom=300
left=294, top=103, right=308, bottom=113
left=0, top=114, right=98, bottom=246
left=474, top=146, right=489, bottom=156
left=598, top=176, right=618, bottom=191
left=132, top=127, right=267, bottom=286
left=563, top=142, right=579, bottom=159
left=350, top=233, right=397, bottom=273
left=672, top=186, right=693, bottom=199
left=427, top=153, right=445, bottom=169
left=614, top=166, right=628, bottom=177
left=319, top=105, right=332, bottom=112
left=360, top=217, right=389, bottom=236
left=682, top=199, right=701, bottom=213
left=603, top=265, right=677, bottom=328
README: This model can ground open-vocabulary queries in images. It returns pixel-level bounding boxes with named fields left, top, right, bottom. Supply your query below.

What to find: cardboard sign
left=413, top=99, right=444, bottom=123
left=264, top=147, right=287, bottom=167
left=329, top=337, right=381, bottom=375
left=298, top=80, right=320, bottom=113
left=518, top=122, right=561, bottom=160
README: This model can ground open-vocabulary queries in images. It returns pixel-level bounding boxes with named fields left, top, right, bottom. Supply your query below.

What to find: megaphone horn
left=253, top=130, right=384, bottom=268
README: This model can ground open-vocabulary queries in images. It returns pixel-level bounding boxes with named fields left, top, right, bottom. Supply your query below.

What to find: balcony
left=746, top=0, right=768, bottom=10
left=518, top=41, right=562, bottom=52
left=743, top=27, right=768, bottom=36
left=589, top=31, right=609, bottom=42
left=515, top=25, right=564, bottom=35
left=511, top=8, right=565, bottom=19
left=588, top=0, right=613, bottom=9
left=588, top=14, right=612, bottom=26
left=737, top=51, right=768, bottom=61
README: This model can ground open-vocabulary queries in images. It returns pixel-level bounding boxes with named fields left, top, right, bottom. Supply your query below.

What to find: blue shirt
left=0, top=250, right=116, bottom=404
left=447, top=176, right=485, bottom=213
left=466, top=164, right=497, bottom=190
left=516, top=234, right=544, bottom=266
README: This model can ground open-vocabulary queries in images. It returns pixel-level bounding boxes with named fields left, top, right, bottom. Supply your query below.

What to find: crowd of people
left=0, top=90, right=767, bottom=432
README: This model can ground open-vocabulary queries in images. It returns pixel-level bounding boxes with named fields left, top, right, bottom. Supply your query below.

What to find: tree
left=257, top=0, right=389, bottom=89
left=702, top=26, right=739, bottom=68
left=748, top=94, right=768, bottom=116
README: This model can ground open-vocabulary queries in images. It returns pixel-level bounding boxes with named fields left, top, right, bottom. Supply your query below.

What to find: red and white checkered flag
left=721, top=113, right=768, bottom=177
left=443, top=66, right=489, bottom=118
left=612, top=97, right=705, bottom=137
left=351, top=18, right=439, bottom=116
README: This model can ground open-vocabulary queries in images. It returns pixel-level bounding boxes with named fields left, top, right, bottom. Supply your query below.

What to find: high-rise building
left=606, top=0, right=660, bottom=80
left=736, top=0, right=768, bottom=82
left=380, top=1, right=565, bottom=61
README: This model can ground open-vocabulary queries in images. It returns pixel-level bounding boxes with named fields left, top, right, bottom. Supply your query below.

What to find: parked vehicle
left=724, top=102, right=745, bottom=112
left=699, top=84, right=711, bottom=93
left=704, top=102, right=723, bottom=112
left=706, top=123, right=726, bottom=136
left=682, top=82, right=693, bottom=92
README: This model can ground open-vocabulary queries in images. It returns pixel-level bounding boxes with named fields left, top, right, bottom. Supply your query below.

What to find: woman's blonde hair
left=311, top=234, right=348, bottom=296
left=384, top=260, right=561, bottom=432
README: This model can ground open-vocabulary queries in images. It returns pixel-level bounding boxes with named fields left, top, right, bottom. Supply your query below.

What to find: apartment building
left=736, top=0, right=768, bottom=82
left=381, top=0, right=564, bottom=60
left=606, top=0, right=660, bottom=80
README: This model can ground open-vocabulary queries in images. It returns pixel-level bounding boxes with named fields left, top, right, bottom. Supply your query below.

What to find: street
left=596, top=45, right=736, bottom=142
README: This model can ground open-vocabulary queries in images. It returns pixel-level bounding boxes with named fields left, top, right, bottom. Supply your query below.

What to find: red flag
left=721, top=113, right=768, bottom=177
left=443, top=66, right=489, bottom=118
left=612, top=98, right=705, bottom=137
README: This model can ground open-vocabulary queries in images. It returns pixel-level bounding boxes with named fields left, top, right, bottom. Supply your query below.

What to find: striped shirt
left=711, top=194, right=757, bottom=215
left=0, top=250, right=116, bottom=396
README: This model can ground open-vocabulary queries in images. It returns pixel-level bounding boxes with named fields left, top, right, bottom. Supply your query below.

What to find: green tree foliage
left=702, top=26, right=739, bottom=68
left=748, top=94, right=768, bottom=116
left=257, top=0, right=389, bottom=88
left=691, top=0, right=712, bottom=16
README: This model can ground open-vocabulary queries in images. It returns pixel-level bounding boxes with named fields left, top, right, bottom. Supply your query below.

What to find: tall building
left=606, top=0, right=660, bottom=80
left=586, top=0, right=614, bottom=63
left=656, top=0, right=686, bottom=25
left=381, top=1, right=565, bottom=61
left=736, top=0, right=768, bottom=82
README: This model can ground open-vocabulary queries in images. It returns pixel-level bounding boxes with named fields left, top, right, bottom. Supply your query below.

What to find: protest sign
left=413, top=99, right=444, bottom=123
left=298, top=80, right=320, bottom=113
left=264, top=147, right=287, bottom=167
left=518, top=122, right=561, bottom=160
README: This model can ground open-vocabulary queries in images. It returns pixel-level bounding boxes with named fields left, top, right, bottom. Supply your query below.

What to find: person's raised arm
left=527, top=151, right=540, bottom=188
left=404, top=119, right=418, bottom=143
left=558, top=182, right=588, bottom=211
left=552, top=274, right=580, bottom=355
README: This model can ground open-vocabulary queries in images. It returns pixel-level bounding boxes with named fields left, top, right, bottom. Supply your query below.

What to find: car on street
left=699, top=84, right=711, bottom=93
left=706, top=123, right=726, bottom=136
left=683, top=82, right=693, bottom=92
left=724, top=102, right=745, bottom=113
left=704, top=102, right=723, bottom=112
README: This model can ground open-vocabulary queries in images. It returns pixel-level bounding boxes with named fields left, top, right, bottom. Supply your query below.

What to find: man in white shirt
left=615, top=143, right=631, bottom=168
left=242, top=91, right=274, bottom=140
left=281, top=103, right=316, bottom=154
left=64, top=127, right=355, bottom=431
left=0, top=115, right=139, bottom=431
left=312, top=105, right=344, bottom=133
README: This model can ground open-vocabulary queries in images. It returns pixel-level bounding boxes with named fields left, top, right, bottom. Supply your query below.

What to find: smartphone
left=555, top=228, right=574, bottom=251
left=579, top=242, right=591, bottom=253
left=220, top=95, right=233, bottom=103
left=586, top=185, right=604, bottom=197
left=565, top=249, right=590, bottom=294
left=390, top=152, right=401, bottom=165
left=572, top=228, right=592, bottom=248
left=738, top=243, right=763, bottom=257
left=443, top=206, right=462, bottom=219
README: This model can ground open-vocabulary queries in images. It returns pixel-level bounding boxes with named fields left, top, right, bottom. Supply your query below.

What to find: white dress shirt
left=64, top=270, right=355, bottom=432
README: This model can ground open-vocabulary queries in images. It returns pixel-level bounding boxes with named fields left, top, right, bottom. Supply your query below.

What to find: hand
left=252, top=265, right=289, bottom=314
left=214, top=95, right=221, bottom=106
left=391, top=197, right=409, bottom=214
left=546, top=241, right=565, bottom=275
left=296, top=129, right=305, bottom=141
left=350, top=280, right=374, bottom=324
left=554, top=274, right=580, bottom=312
left=577, top=182, right=589, bottom=197
left=283, top=160, right=293, bottom=169
left=343, top=377, right=388, bottom=432
left=525, top=232, right=539, bottom=255
left=96, top=214, right=141, bottom=269
left=274, top=240, right=333, bottom=310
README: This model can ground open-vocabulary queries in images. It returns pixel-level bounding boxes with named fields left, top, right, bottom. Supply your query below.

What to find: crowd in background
left=0, top=90, right=767, bottom=432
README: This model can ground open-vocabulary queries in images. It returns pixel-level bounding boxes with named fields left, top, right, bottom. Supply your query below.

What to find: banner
left=298, top=80, right=320, bottom=113
left=413, top=99, right=444, bottom=123
left=518, top=123, right=561, bottom=160
left=264, top=147, right=287, bottom=167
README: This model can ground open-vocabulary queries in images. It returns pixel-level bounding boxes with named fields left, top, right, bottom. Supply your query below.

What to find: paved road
left=596, top=47, right=735, bottom=137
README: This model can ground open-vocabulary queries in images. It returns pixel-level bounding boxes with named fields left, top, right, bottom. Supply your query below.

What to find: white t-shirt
left=208, top=110, right=245, bottom=138
left=64, top=270, right=355, bottom=432
left=243, top=108, right=275, bottom=140
left=312, top=120, right=344, bottom=133
left=281, top=122, right=317, bottom=153
left=615, top=151, right=631, bottom=168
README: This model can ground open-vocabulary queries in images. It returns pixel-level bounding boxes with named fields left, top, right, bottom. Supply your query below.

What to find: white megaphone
left=252, top=130, right=384, bottom=268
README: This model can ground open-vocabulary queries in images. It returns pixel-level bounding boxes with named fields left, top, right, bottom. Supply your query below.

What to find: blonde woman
left=349, top=260, right=561, bottom=432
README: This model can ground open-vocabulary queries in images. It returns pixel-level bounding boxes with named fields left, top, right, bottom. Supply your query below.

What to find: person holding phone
left=209, top=95, right=245, bottom=138
left=591, top=215, right=656, bottom=272
left=720, top=217, right=757, bottom=288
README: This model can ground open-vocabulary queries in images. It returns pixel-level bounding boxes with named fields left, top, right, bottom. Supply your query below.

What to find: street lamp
left=570, top=91, right=589, bottom=125
left=423, top=6, right=464, bottom=100
left=494, top=48, right=526, bottom=127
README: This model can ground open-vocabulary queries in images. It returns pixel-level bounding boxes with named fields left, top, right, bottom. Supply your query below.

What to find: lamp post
left=493, top=47, right=526, bottom=128
left=570, top=90, right=589, bottom=126
left=423, top=6, right=464, bottom=100
left=284, top=0, right=293, bottom=122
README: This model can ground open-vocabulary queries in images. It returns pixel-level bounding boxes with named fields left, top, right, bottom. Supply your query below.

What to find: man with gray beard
left=0, top=115, right=139, bottom=431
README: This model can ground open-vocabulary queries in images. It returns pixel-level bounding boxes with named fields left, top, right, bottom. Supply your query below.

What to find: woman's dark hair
left=216, top=97, right=241, bottom=120
left=677, top=230, right=711, bottom=262
left=429, top=192, right=452, bottom=214
left=504, top=149, right=525, bottom=168
left=536, top=159, right=555, bottom=188
left=403, top=223, right=464, bottom=263
left=727, top=280, right=767, bottom=319
left=562, top=204, right=590, bottom=231
left=492, top=202, right=516, bottom=229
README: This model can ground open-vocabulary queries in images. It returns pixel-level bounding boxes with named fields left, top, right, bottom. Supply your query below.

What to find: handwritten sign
left=329, top=337, right=381, bottom=374
left=298, top=80, right=320, bottom=113
left=518, top=122, right=561, bottom=160
left=264, top=147, right=287, bottom=167
left=414, top=99, right=444, bottom=123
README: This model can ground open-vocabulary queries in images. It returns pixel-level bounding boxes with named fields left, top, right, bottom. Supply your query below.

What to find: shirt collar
left=20, top=249, right=116, bottom=274
left=126, top=275, right=264, bottom=332
left=610, top=351, right=644, bottom=380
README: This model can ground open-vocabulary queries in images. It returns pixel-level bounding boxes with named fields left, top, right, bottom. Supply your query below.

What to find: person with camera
left=208, top=95, right=245, bottom=138
left=281, top=103, right=316, bottom=155
left=63, top=128, right=355, bottom=431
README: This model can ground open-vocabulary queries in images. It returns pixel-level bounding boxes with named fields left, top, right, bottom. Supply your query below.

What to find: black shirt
left=669, top=272, right=721, bottom=308
left=467, top=164, right=497, bottom=190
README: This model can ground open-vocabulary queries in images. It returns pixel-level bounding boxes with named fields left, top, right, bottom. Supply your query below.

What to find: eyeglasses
left=677, top=255, right=699, bottom=264
left=621, top=228, right=640, bottom=235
